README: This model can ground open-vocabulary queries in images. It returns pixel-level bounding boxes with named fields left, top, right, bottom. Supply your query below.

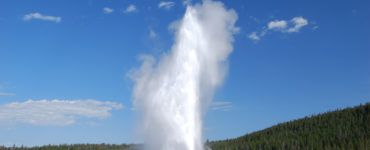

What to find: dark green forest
left=209, top=103, right=370, bottom=150
left=1, top=103, right=369, bottom=150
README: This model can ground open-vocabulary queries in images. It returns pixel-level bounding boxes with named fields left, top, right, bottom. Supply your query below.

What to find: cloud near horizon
left=23, top=13, right=61, bottom=23
left=0, top=99, right=123, bottom=126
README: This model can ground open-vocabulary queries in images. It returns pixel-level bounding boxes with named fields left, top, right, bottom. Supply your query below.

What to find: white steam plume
left=129, top=0, right=238, bottom=150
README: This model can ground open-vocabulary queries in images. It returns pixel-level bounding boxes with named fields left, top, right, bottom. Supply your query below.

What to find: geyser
left=129, top=1, right=238, bottom=150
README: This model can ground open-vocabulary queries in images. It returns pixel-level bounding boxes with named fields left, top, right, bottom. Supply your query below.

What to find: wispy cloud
left=124, top=4, right=137, bottom=13
left=183, top=0, right=192, bottom=5
left=149, top=28, right=157, bottom=39
left=0, top=99, right=123, bottom=126
left=312, top=25, right=319, bottom=30
left=249, top=16, right=260, bottom=23
left=211, top=101, right=233, bottom=111
left=168, top=20, right=181, bottom=32
left=248, top=32, right=260, bottom=41
left=0, top=85, right=15, bottom=96
left=267, top=17, right=308, bottom=33
left=158, top=1, right=175, bottom=10
left=248, top=29, right=267, bottom=42
left=248, top=16, right=310, bottom=41
left=23, top=13, right=61, bottom=23
left=103, top=7, right=114, bottom=14
left=0, top=93, right=15, bottom=96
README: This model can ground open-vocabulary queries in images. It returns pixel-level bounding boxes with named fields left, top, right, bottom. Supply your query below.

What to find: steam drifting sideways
left=129, top=0, right=238, bottom=150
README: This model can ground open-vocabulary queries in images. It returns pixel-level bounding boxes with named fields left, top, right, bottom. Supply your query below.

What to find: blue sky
left=0, top=0, right=369, bottom=147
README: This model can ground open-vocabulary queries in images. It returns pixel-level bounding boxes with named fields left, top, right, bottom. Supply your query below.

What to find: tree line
left=208, top=103, right=369, bottom=150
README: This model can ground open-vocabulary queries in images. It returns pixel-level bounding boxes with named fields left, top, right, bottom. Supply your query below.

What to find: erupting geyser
left=129, top=0, right=238, bottom=150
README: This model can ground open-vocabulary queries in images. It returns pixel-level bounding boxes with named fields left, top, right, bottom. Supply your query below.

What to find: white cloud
left=268, top=20, right=287, bottom=30
left=124, top=4, right=137, bottom=13
left=248, top=32, right=260, bottom=41
left=247, top=16, right=309, bottom=40
left=287, top=16, right=308, bottom=32
left=23, top=13, right=61, bottom=23
left=247, top=29, right=267, bottom=41
left=103, top=7, right=114, bottom=14
left=0, top=99, right=123, bottom=126
left=211, top=101, right=233, bottom=111
left=267, top=17, right=308, bottom=33
left=158, top=1, right=175, bottom=10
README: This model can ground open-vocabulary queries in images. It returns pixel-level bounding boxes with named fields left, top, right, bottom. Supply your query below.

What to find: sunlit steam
left=129, top=1, right=238, bottom=150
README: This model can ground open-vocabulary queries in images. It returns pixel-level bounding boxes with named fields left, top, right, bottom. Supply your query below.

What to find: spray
left=129, top=1, right=238, bottom=150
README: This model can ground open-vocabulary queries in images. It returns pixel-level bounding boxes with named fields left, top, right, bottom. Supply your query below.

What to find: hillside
left=209, top=103, right=370, bottom=150
left=1, top=103, right=368, bottom=150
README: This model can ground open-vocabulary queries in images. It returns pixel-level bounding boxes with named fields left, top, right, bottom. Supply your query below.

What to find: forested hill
left=209, top=103, right=370, bottom=150
left=1, top=103, right=368, bottom=150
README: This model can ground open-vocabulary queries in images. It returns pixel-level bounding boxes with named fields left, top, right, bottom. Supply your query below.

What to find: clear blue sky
left=0, top=0, right=369, bottom=147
